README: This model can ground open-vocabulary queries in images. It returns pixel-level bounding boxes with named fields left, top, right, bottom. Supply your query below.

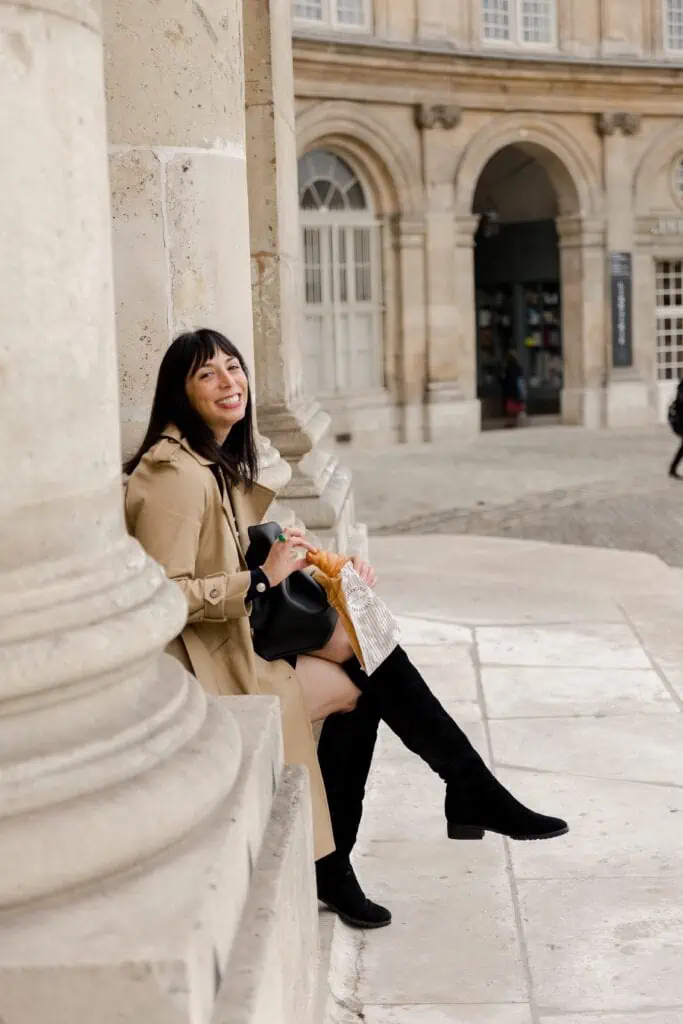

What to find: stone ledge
left=215, top=766, right=318, bottom=1024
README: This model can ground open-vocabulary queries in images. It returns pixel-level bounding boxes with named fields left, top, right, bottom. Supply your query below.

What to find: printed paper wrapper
left=308, top=551, right=400, bottom=675
left=339, top=562, right=401, bottom=675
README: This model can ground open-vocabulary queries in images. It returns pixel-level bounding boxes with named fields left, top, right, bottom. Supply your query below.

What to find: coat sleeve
left=130, top=462, right=252, bottom=622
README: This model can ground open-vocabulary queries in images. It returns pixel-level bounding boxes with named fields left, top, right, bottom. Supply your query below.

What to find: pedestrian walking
left=668, top=377, right=683, bottom=479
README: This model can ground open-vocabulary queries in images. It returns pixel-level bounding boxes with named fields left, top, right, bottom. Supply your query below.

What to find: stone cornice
left=293, top=37, right=683, bottom=114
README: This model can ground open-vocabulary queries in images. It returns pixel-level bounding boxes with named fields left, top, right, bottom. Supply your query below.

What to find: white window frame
left=655, top=259, right=683, bottom=384
left=293, top=0, right=371, bottom=33
left=664, top=0, right=683, bottom=52
left=481, top=0, right=557, bottom=50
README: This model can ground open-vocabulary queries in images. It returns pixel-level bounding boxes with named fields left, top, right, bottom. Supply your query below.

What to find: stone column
left=557, top=216, right=607, bottom=427
left=0, top=3, right=317, bottom=1020
left=452, top=213, right=481, bottom=429
left=392, top=214, right=429, bottom=442
left=243, top=0, right=366, bottom=554
left=595, top=112, right=655, bottom=426
left=416, top=105, right=480, bottom=441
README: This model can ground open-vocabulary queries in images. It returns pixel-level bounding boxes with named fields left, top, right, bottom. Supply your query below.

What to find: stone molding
left=454, top=112, right=602, bottom=219
left=414, top=103, right=462, bottom=130
left=296, top=99, right=422, bottom=215
left=595, top=112, right=643, bottom=136
left=556, top=214, right=606, bottom=250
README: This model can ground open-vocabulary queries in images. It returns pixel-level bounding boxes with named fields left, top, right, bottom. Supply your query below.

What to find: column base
left=0, top=697, right=318, bottom=1024
left=321, top=389, right=396, bottom=448
left=561, top=386, right=605, bottom=428
left=427, top=383, right=481, bottom=442
left=604, top=374, right=656, bottom=429
left=562, top=379, right=658, bottom=429
left=258, top=397, right=368, bottom=556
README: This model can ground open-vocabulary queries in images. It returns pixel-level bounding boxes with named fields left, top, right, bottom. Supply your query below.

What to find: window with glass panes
left=293, top=0, right=368, bottom=28
left=298, top=150, right=382, bottom=398
left=656, top=261, right=683, bottom=382
left=666, top=0, right=683, bottom=50
left=482, top=0, right=554, bottom=45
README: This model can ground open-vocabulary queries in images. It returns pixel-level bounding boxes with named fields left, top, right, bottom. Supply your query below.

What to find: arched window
left=298, top=149, right=382, bottom=397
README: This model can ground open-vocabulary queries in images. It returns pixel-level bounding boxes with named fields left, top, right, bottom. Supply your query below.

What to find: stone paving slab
left=321, top=535, right=683, bottom=1024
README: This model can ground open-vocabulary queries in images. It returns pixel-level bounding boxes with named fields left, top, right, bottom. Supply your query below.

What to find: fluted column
left=243, top=0, right=366, bottom=554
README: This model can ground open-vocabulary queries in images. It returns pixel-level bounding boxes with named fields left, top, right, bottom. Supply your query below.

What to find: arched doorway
left=297, top=148, right=383, bottom=401
left=473, top=145, right=564, bottom=423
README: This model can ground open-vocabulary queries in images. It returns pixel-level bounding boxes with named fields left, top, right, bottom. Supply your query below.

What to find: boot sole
left=319, top=899, right=392, bottom=930
left=448, top=822, right=569, bottom=841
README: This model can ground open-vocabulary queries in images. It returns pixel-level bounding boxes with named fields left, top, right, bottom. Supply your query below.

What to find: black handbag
left=245, top=522, right=338, bottom=662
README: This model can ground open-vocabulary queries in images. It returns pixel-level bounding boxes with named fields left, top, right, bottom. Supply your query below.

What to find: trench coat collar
left=160, top=423, right=276, bottom=545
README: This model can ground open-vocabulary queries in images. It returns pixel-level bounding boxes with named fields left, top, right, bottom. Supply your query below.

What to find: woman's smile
left=185, top=351, right=249, bottom=441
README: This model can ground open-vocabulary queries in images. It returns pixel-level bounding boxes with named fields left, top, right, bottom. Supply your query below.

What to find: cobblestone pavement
left=345, top=425, right=683, bottom=566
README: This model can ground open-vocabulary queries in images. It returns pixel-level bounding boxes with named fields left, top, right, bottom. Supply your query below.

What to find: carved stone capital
left=595, top=112, right=642, bottom=137
left=415, top=103, right=462, bottom=131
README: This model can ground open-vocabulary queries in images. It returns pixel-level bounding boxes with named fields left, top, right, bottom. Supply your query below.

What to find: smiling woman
left=122, top=328, right=363, bottom=870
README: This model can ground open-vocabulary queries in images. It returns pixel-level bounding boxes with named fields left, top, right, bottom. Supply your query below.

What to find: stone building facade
left=292, top=0, right=683, bottom=441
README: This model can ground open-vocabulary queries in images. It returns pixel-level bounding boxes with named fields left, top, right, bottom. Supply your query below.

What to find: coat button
left=210, top=588, right=219, bottom=599
left=256, top=581, right=267, bottom=594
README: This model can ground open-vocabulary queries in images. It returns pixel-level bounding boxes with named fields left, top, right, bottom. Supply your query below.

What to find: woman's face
left=185, top=349, right=249, bottom=441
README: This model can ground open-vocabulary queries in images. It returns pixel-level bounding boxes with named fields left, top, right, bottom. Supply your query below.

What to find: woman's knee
left=296, top=655, right=360, bottom=720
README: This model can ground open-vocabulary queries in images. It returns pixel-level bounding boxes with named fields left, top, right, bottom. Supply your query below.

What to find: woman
left=125, top=329, right=567, bottom=930
left=501, top=349, right=527, bottom=427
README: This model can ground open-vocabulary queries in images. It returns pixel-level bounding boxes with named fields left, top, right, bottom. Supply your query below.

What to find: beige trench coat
left=125, top=425, right=334, bottom=860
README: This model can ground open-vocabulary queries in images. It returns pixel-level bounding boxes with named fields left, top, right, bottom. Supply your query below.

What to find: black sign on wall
left=610, top=252, right=633, bottom=368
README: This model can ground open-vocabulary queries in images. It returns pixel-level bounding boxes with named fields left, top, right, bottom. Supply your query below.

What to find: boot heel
left=447, top=823, right=485, bottom=841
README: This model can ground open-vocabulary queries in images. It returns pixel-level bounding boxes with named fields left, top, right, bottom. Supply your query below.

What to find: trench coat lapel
left=229, top=482, right=275, bottom=557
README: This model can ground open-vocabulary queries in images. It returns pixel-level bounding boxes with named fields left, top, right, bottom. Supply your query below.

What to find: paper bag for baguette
left=306, top=550, right=401, bottom=675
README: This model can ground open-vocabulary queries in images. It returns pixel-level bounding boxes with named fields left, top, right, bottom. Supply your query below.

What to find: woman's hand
left=352, top=556, right=378, bottom=589
left=262, top=527, right=317, bottom=588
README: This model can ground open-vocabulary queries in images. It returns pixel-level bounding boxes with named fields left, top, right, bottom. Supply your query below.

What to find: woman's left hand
left=352, top=556, right=377, bottom=588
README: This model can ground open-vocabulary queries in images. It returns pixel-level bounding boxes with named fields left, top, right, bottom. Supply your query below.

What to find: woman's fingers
left=283, top=527, right=317, bottom=553
left=351, top=556, right=378, bottom=588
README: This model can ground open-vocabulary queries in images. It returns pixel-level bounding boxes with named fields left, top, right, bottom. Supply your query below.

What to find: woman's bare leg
left=296, top=653, right=361, bottom=721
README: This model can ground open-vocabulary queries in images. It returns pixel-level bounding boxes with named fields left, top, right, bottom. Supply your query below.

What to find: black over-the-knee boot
left=344, top=648, right=568, bottom=842
left=315, top=695, right=392, bottom=929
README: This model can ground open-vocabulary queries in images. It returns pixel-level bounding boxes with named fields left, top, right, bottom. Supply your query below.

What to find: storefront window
left=655, top=260, right=683, bottom=381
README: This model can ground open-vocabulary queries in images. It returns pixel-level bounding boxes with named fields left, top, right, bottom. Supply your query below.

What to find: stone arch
left=634, top=122, right=683, bottom=215
left=296, top=101, right=422, bottom=216
left=455, top=114, right=602, bottom=219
